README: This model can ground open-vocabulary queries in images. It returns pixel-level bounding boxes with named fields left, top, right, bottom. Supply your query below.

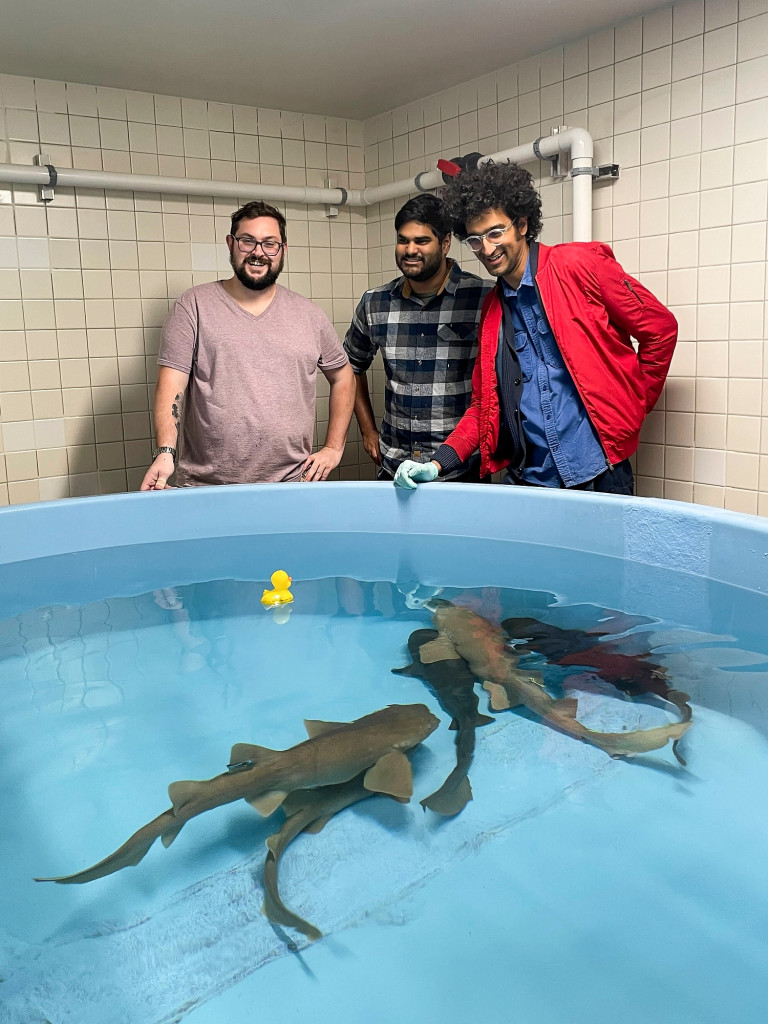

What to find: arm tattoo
left=172, top=392, right=184, bottom=445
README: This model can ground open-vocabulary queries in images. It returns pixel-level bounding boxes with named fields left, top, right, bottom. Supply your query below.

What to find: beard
left=396, top=248, right=444, bottom=282
left=231, top=252, right=284, bottom=291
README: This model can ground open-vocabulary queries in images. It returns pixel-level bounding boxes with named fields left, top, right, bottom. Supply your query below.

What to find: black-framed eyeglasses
left=233, top=235, right=284, bottom=256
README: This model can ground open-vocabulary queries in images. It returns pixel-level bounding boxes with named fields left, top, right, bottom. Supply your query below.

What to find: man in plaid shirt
left=344, top=195, right=493, bottom=480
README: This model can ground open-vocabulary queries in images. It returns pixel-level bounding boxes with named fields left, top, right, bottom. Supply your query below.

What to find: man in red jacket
left=394, top=161, right=677, bottom=493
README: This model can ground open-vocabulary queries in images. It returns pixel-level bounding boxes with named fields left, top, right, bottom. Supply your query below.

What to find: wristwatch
left=152, top=446, right=177, bottom=463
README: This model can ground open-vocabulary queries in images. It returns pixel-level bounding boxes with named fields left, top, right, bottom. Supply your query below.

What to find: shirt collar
left=395, top=258, right=457, bottom=300
left=500, top=257, right=533, bottom=299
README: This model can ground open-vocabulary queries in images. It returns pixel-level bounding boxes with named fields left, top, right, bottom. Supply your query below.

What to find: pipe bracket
left=33, top=153, right=57, bottom=202
left=534, top=136, right=567, bottom=179
left=571, top=164, right=620, bottom=180
left=414, top=171, right=433, bottom=192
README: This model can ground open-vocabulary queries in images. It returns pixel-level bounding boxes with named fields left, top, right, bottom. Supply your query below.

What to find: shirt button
left=418, top=359, right=422, bottom=364
left=514, top=378, right=521, bottom=386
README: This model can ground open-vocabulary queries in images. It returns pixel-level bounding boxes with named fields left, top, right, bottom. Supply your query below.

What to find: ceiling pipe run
left=0, top=126, right=596, bottom=240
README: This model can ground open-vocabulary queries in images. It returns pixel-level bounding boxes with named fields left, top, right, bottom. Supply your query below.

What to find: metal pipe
left=0, top=163, right=348, bottom=206
left=0, top=126, right=596, bottom=239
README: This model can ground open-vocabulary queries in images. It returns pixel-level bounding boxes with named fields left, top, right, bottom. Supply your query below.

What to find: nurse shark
left=393, top=628, right=493, bottom=816
left=430, top=602, right=690, bottom=763
left=261, top=772, right=406, bottom=942
left=35, top=704, right=439, bottom=885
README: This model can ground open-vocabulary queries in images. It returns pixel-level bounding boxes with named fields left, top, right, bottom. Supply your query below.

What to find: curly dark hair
left=441, top=161, right=543, bottom=243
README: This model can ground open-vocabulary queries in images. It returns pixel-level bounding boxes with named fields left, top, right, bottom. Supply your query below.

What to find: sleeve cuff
left=433, top=444, right=462, bottom=475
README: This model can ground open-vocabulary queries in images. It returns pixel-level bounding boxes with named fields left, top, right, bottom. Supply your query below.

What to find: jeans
left=503, top=458, right=634, bottom=495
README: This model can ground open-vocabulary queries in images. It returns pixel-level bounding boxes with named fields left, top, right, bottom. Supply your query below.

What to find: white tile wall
left=0, top=78, right=370, bottom=501
left=1, top=0, right=767, bottom=509
left=361, top=0, right=768, bottom=511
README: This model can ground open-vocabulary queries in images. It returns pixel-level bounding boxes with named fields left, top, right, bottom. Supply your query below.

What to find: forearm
left=352, top=371, right=378, bottom=436
left=322, top=363, right=356, bottom=450
left=153, top=366, right=189, bottom=449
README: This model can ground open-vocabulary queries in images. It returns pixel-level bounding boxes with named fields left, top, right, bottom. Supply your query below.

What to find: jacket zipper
left=624, top=279, right=644, bottom=305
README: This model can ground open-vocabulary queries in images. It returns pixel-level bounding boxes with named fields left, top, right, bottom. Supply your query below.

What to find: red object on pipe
left=437, top=159, right=462, bottom=177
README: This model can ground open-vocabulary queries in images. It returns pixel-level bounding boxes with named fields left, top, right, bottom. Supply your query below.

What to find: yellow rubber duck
left=261, top=570, right=294, bottom=606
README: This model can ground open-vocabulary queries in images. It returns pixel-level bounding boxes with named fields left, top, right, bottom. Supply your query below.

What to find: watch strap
left=153, top=446, right=177, bottom=463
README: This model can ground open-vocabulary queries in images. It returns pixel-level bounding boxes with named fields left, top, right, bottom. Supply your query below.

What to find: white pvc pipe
left=0, top=163, right=348, bottom=206
left=0, top=126, right=595, bottom=240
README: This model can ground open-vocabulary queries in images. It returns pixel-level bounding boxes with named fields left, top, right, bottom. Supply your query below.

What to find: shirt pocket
left=437, top=321, right=476, bottom=347
left=514, top=329, right=534, bottom=381
left=437, top=323, right=478, bottom=382
left=536, top=317, right=561, bottom=368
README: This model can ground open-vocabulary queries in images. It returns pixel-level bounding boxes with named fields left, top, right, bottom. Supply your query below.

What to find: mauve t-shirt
left=158, top=281, right=348, bottom=484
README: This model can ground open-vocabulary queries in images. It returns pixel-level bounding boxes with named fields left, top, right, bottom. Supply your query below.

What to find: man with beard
left=141, top=201, right=355, bottom=488
left=394, top=162, right=677, bottom=493
left=344, top=195, right=492, bottom=480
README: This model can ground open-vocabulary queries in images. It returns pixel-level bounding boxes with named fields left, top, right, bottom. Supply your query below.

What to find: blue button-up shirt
left=498, top=263, right=606, bottom=487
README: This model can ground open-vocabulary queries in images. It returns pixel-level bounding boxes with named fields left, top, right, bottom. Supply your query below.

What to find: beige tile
left=726, top=450, right=759, bottom=488
left=38, top=475, right=71, bottom=501
left=31, top=389, right=63, bottom=418
left=696, top=412, right=727, bottom=446
left=8, top=479, right=40, bottom=503
left=727, top=413, right=761, bottom=451
left=37, top=447, right=68, bottom=477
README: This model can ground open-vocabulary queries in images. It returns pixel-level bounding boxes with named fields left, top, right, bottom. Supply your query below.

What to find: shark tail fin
left=420, top=774, right=473, bottom=817
left=168, top=780, right=207, bottom=815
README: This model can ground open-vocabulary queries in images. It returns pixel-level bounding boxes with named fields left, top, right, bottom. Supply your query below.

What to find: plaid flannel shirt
left=344, top=261, right=492, bottom=478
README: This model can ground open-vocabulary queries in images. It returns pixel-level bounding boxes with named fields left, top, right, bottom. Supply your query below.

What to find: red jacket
left=443, top=241, right=678, bottom=477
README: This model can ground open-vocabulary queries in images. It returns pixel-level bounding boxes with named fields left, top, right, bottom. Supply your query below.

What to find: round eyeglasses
left=233, top=235, right=284, bottom=256
left=461, top=223, right=514, bottom=253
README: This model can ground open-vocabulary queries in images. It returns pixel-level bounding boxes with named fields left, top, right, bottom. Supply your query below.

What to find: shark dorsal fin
left=247, top=789, right=288, bottom=816
left=229, top=742, right=275, bottom=766
left=160, top=822, right=184, bottom=848
left=303, top=719, right=345, bottom=739
left=168, top=779, right=206, bottom=815
left=364, top=750, right=413, bottom=801
left=303, top=814, right=333, bottom=835
left=418, top=637, right=461, bottom=664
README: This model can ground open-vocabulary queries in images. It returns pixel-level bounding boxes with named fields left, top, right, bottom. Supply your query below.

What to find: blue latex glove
left=393, top=460, right=439, bottom=490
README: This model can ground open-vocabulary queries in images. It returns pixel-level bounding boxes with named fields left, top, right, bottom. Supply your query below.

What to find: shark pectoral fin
left=229, top=742, right=276, bottom=766
left=421, top=775, right=473, bottom=817
left=364, top=750, right=413, bottom=800
left=449, top=718, right=459, bottom=731
left=168, top=780, right=206, bottom=815
left=303, top=719, right=347, bottom=739
left=483, top=681, right=512, bottom=711
left=555, top=697, right=579, bottom=719
left=475, top=713, right=495, bottom=727
left=160, top=822, right=184, bottom=848
left=248, top=790, right=289, bottom=817
left=418, top=637, right=461, bottom=664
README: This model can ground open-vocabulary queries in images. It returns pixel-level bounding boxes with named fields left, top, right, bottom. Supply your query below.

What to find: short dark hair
left=230, top=201, right=287, bottom=243
left=441, top=161, right=543, bottom=243
left=394, top=194, right=451, bottom=241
